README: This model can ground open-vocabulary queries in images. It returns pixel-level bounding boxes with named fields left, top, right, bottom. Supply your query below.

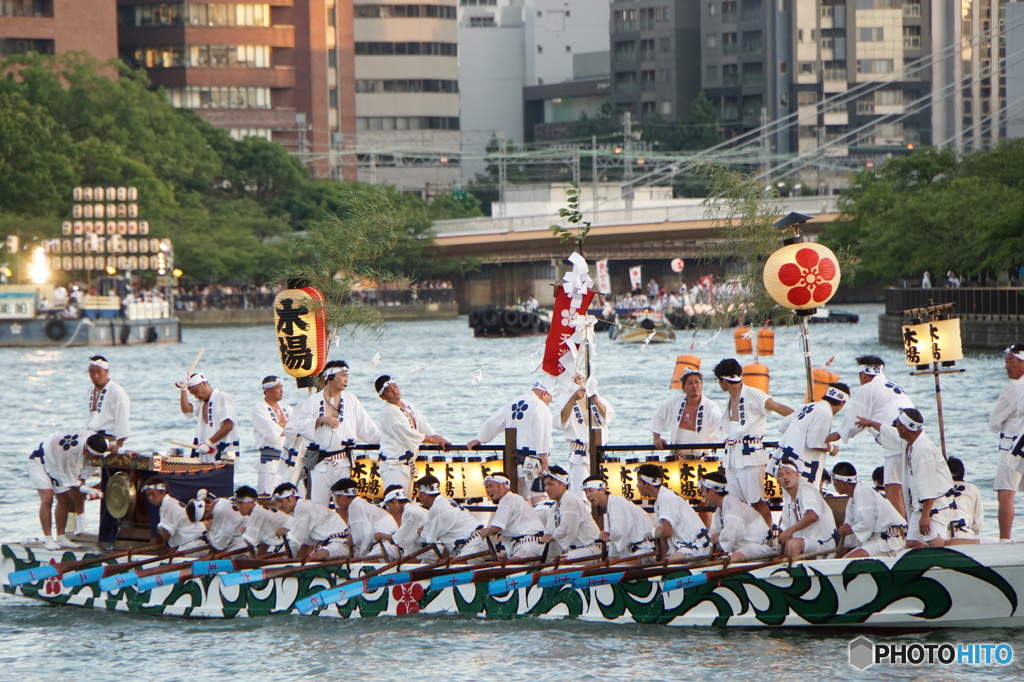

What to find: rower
left=635, top=463, right=710, bottom=561
left=856, top=408, right=973, bottom=548
left=830, top=462, right=906, bottom=558
left=272, top=482, right=351, bottom=561
left=290, top=361, right=382, bottom=505
left=415, top=474, right=487, bottom=562
left=467, top=378, right=555, bottom=496
left=539, top=466, right=601, bottom=559
left=775, top=459, right=839, bottom=558
left=948, top=457, right=984, bottom=539
left=376, top=484, right=435, bottom=560
left=375, top=374, right=451, bottom=495
left=479, top=472, right=546, bottom=559
left=82, top=355, right=132, bottom=535
left=185, top=489, right=248, bottom=555
left=713, top=358, right=794, bottom=528
left=559, top=372, right=615, bottom=493
left=250, top=376, right=293, bottom=496
left=582, top=476, right=655, bottom=562
left=29, top=432, right=108, bottom=550
left=833, top=356, right=915, bottom=520
left=232, top=485, right=288, bottom=554
left=141, top=477, right=207, bottom=552
left=648, top=367, right=723, bottom=459
left=768, top=382, right=849, bottom=487
left=699, top=471, right=774, bottom=562
left=330, top=477, right=398, bottom=558
left=177, top=372, right=239, bottom=464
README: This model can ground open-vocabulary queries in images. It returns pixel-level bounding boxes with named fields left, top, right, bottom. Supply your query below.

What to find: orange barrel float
left=733, top=327, right=753, bottom=354
left=742, top=362, right=770, bottom=393
left=756, top=328, right=775, bottom=356
left=670, top=354, right=702, bottom=389
left=807, top=368, right=839, bottom=402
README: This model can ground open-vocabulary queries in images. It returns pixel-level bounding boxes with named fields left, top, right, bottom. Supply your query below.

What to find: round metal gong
left=105, top=472, right=136, bottom=519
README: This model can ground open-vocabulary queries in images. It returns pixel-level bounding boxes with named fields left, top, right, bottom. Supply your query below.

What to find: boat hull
left=4, top=543, right=1021, bottom=628
left=0, top=317, right=179, bottom=347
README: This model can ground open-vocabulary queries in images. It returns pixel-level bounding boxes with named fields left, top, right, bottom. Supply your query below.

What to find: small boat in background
left=610, top=309, right=676, bottom=344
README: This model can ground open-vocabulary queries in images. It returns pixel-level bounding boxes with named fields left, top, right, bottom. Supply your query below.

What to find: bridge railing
left=433, top=196, right=841, bottom=238
left=885, top=287, right=1024, bottom=318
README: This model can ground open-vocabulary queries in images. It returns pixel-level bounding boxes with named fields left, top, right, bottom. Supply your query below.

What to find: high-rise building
left=0, top=1, right=116, bottom=59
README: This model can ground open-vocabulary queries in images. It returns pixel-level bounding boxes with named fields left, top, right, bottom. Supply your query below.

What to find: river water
left=2, top=304, right=1021, bottom=680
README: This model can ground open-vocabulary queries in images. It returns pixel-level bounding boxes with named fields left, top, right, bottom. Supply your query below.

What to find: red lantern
left=763, top=241, right=841, bottom=313
left=274, top=287, right=328, bottom=379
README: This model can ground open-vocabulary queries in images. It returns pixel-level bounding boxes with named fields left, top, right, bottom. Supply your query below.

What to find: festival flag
left=542, top=252, right=596, bottom=379
left=629, top=266, right=642, bottom=292
left=595, top=259, right=611, bottom=295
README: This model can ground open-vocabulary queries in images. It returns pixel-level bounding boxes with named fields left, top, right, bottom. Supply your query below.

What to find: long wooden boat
left=4, top=541, right=1021, bottom=627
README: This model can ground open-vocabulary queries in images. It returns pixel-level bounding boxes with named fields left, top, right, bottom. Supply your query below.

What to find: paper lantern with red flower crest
left=762, top=240, right=841, bottom=314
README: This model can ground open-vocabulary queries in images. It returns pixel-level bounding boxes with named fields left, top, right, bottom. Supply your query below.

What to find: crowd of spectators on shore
left=172, top=280, right=454, bottom=311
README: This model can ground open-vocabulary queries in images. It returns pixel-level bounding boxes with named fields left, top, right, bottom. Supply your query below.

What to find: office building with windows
left=0, top=1, right=116, bottom=59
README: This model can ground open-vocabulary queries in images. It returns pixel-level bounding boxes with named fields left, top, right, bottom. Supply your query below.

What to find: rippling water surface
left=2, top=304, right=1022, bottom=680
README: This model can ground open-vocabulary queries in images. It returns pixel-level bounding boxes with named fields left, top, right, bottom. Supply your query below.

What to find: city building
left=0, top=0, right=116, bottom=59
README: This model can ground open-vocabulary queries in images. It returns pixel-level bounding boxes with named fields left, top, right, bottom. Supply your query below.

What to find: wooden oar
left=362, top=549, right=494, bottom=592
left=191, top=551, right=287, bottom=577
left=660, top=548, right=837, bottom=594
left=428, top=555, right=548, bottom=591
left=567, top=553, right=726, bottom=589
left=531, top=552, right=661, bottom=588
left=63, top=546, right=205, bottom=587
left=293, top=546, right=434, bottom=614
left=185, top=348, right=205, bottom=376
left=485, top=553, right=607, bottom=594
left=134, top=546, right=254, bottom=593
left=220, top=552, right=386, bottom=587
left=96, top=544, right=212, bottom=591
left=9, top=542, right=165, bottom=586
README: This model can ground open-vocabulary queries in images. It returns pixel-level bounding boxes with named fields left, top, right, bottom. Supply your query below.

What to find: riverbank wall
left=879, top=287, right=1024, bottom=352
left=178, top=302, right=459, bottom=327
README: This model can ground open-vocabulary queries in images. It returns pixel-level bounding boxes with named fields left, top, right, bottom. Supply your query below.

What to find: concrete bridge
left=428, top=196, right=842, bottom=309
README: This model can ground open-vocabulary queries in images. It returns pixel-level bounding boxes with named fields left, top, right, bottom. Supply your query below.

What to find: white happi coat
left=187, top=388, right=239, bottom=454
left=86, top=379, right=131, bottom=443
left=492, top=492, right=544, bottom=545
left=252, top=400, right=291, bottom=452
left=844, top=482, right=907, bottom=547
left=283, top=499, right=350, bottom=548
left=711, top=494, right=770, bottom=554
left=36, top=431, right=96, bottom=488
left=242, top=504, right=289, bottom=547
left=421, top=496, right=481, bottom=549
left=838, top=373, right=914, bottom=459
left=647, top=394, right=723, bottom=451
left=393, top=501, right=429, bottom=553
left=781, top=482, right=838, bottom=547
left=546, top=490, right=600, bottom=553
left=292, top=389, right=381, bottom=456
left=956, top=482, right=984, bottom=536
left=379, top=400, right=438, bottom=488
left=654, top=485, right=710, bottom=556
left=771, top=401, right=835, bottom=485
left=989, top=374, right=1024, bottom=470
left=562, top=395, right=615, bottom=449
left=475, top=390, right=553, bottom=457
left=723, top=386, right=773, bottom=470
left=208, top=499, right=247, bottom=552
left=347, top=496, right=398, bottom=557
left=875, top=426, right=957, bottom=515
left=157, top=495, right=206, bottom=549
left=604, top=494, right=654, bottom=558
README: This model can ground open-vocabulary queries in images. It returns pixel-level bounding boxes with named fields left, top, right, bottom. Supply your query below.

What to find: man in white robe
left=636, top=463, right=710, bottom=561
left=776, top=461, right=839, bottom=558
left=699, top=472, right=774, bottom=561
left=989, top=344, right=1024, bottom=539
left=142, top=477, right=207, bottom=552
left=947, top=457, right=984, bottom=538
left=29, top=432, right=108, bottom=549
left=330, top=477, right=398, bottom=558
left=769, top=383, right=849, bottom=487
left=831, top=462, right=906, bottom=558
left=251, top=376, right=297, bottom=496
left=177, top=372, right=238, bottom=464
left=539, top=466, right=601, bottom=560
left=80, top=355, right=131, bottom=534
left=272, top=482, right=351, bottom=560
left=582, top=476, right=655, bottom=562
left=649, top=368, right=723, bottom=458
left=375, top=374, right=451, bottom=493
left=233, top=486, right=288, bottom=553
left=479, top=473, right=546, bottom=559
left=559, top=372, right=615, bottom=493
left=415, top=474, right=488, bottom=561
left=186, top=490, right=248, bottom=554
left=376, top=485, right=434, bottom=559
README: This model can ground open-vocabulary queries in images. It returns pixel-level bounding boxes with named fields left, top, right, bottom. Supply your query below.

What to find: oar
left=363, top=549, right=494, bottom=591
left=220, top=552, right=386, bottom=587
left=97, top=544, right=211, bottom=591
left=185, top=348, right=205, bottom=376
left=9, top=542, right=164, bottom=586
left=530, top=552, right=661, bottom=589
left=191, top=551, right=287, bottom=577
left=428, top=555, right=547, bottom=591
left=568, top=553, right=725, bottom=589
left=134, top=546, right=253, bottom=593
left=63, top=546, right=202, bottom=587
left=294, top=546, right=434, bottom=614
left=486, top=553, right=606, bottom=594
left=661, top=548, right=837, bottom=593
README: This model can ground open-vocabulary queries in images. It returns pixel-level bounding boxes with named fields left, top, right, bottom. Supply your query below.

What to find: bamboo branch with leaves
left=549, top=182, right=591, bottom=252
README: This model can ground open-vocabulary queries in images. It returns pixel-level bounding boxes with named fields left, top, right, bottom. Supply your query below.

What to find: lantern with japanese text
left=273, top=287, right=328, bottom=383
left=901, top=317, right=963, bottom=367
left=763, top=239, right=841, bottom=315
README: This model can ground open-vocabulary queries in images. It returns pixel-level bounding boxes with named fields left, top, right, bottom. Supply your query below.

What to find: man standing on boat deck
left=177, top=372, right=238, bottom=464
left=560, top=372, right=615, bottom=493
left=141, top=477, right=207, bottom=552
left=834, top=356, right=914, bottom=520
left=251, top=376, right=296, bottom=497
left=635, top=463, right=710, bottom=561
left=330, top=478, right=398, bottom=558
left=375, top=374, right=451, bottom=494
left=989, top=344, right=1024, bottom=539
left=290, top=360, right=381, bottom=505
left=768, top=383, right=849, bottom=487
left=649, top=368, right=723, bottom=459
left=857, top=409, right=970, bottom=548
left=539, top=466, right=601, bottom=559
left=582, top=476, right=655, bottom=562
left=271, top=482, right=351, bottom=560
left=467, top=377, right=555, bottom=495
left=831, top=462, right=906, bottom=558
left=415, top=474, right=488, bottom=561
left=479, top=472, right=546, bottom=559
left=713, top=358, right=794, bottom=527
left=83, top=355, right=131, bottom=536
left=699, top=471, right=774, bottom=561
left=29, top=432, right=108, bottom=550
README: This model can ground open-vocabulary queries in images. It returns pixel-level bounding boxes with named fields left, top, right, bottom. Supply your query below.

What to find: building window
left=741, top=30, right=762, bottom=54
left=614, top=41, right=637, bottom=64
left=903, top=26, right=921, bottom=49
left=857, top=59, right=894, bottom=74
left=706, top=64, right=718, bottom=82
left=537, top=44, right=543, bottom=53
left=0, top=37, right=53, bottom=55
left=904, top=0, right=921, bottom=16
left=799, top=61, right=816, bottom=75
left=164, top=86, right=272, bottom=109
left=661, top=68, right=671, bottom=83
left=858, top=27, right=884, bottom=42
left=660, top=100, right=672, bottom=115
left=706, top=34, right=717, bottom=49
left=355, top=79, right=460, bottom=93
left=797, top=90, right=817, bottom=106
left=613, top=9, right=636, bottom=31
left=354, top=4, right=458, bottom=19
left=355, top=42, right=458, bottom=56
left=641, top=70, right=656, bottom=91
left=0, top=1, right=52, bottom=17
left=357, top=116, right=460, bottom=131
left=660, top=37, right=671, bottom=52
left=329, top=89, right=338, bottom=108
left=722, top=1, right=737, bottom=22
left=741, top=62, right=763, bottom=86
left=723, top=64, right=739, bottom=86
left=723, top=33, right=737, bottom=55
left=640, top=39, right=655, bottom=60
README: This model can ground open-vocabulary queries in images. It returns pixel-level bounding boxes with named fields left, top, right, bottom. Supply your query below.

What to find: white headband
left=416, top=482, right=440, bottom=494
left=332, top=485, right=358, bottom=497
left=262, top=377, right=283, bottom=391
left=699, top=478, right=727, bottom=493
left=485, top=474, right=511, bottom=487
left=859, top=364, right=883, bottom=376
left=377, top=379, right=397, bottom=396
left=824, top=386, right=849, bottom=402
left=897, top=410, right=923, bottom=432
left=1005, top=346, right=1024, bottom=362
left=532, top=380, right=553, bottom=394
left=719, top=374, right=743, bottom=383
left=322, top=365, right=349, bottom=379
left=187, top=373, right=207, bottom=387
left=233, top=493, right=257, bottom=503
left=271, top=488, right=299, bottom=501
left=542, top=470, right=569, bottom=486
left=191, top=497, right=207, bottom=520
left=778, top=461, right=799, bottom=474
left=89, top=359, right=109, bottom=370
left=383, top=488, right=408, bottom=504
left=831, top=473, right=858, bottom=484
left=639, top=474, right=662, bottom=487
left=582, top=479, right=607, bottom=491
left=141, top=482, right=166, bottom=492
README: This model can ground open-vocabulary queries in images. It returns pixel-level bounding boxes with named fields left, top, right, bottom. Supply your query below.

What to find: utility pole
left=497, top=133, right=507, bottom=218
left=623, top=111, right=634, bottom=212
left=592, top=134, right=599, bottom=224
left=759, top=107, right=769, bottom=189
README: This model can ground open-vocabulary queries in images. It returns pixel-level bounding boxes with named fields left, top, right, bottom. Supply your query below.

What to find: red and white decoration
left=542, top=252, right=596, bottom=387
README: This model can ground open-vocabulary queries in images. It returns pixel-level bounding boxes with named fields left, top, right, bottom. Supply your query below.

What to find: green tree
left=571, top=101, right=618, bottom=140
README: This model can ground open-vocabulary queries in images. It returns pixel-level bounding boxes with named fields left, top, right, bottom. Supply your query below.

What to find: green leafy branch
left=549, top=182, right=591, bottom=249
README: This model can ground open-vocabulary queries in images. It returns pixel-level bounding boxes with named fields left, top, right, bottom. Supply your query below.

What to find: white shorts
left=907, top=507, right=960, bottom=543
left=730, top=542, right=776, bottom=561
left=791, top=536, right=837, bottom=554
left=317, top=537, right=352, bottom=560
left=507, top=535, right=545, bottom=560
left=853, top=534, right=905, bottom=557
left=563, top=543, right=601, bottom=561
left=727, top=466, right=766, bottom=505
left=994, top=465, right=1024, bottom=493
left=883, top=454, right=904, bottom=486
left=28, top=458, right=69, bottom=493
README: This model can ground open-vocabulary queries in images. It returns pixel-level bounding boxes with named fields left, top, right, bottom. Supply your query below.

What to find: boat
left=468, top=306, right=550, bottom=337
left=4, top=541, right=1021, bottom=627
left=610, top=309, right=676, bottom=344
left=807, top=307, right=860, bottom=324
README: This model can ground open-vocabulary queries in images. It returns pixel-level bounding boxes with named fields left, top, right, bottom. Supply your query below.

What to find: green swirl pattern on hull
left=3, top=543, right=1020, bottom=627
